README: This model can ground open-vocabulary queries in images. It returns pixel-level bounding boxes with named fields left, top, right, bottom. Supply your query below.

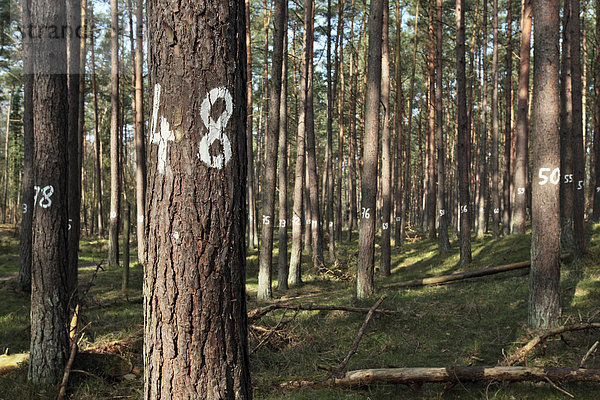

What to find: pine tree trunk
left=380, top=0, right=392, bottom=275
left=347, top=10, right=358, bottom=242
left=511, top=0, right=532, bottom=234
left=393, top=0, right=405, bottom=247
left=277, top=19, right=289, bottom=291
left=2, top=91, right=12, bottom=224
left=18, top=0, right=33, bottom=293
left=108, top=0, right=120, bottom=267
left=491, top=0, right=500, bottom=238
left=529, top=0, right=561, bottom=329
left=67, top=0, right=81, bottom=297
left=289, top=0, right=311, bottom=287
left=503, top=0, right=513, bottom=236
left=90, top=10, right=104, bottom=237
left=435, top=0, right=450, bottom=251
left=245, top=0, right=258, bottom=250
left=122, top=201, right=129, bottom=294
left=357, top=0, right=383, bottom=299
left=28, top=0, right=70, bottom=381
left=426, top=0, right=436, bottom=240
left=134, top=0, right=146, bottom=265
left=335, top=0, right=346, bottom=244
left=456, top=0, right=472, bottom=266
left=258, top=0, right=286, bottom=300
left=476, top=0, right=488, bottom=238
left=570, top=0, right=585, bottom=257
left=144, top=0, right=252, bottom=397
left=593, top=0, right=600, bottom=222
left=305, top=0, right=325, bottom=271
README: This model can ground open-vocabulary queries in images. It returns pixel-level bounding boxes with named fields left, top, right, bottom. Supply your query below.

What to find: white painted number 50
left=198, top=87, right=233, bottom=170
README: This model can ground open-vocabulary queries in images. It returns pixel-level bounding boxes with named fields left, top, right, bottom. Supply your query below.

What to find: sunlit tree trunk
left=277, top=16, right=289, bottom=291
left=529, top=0, right=561, bottom=329
left=108, top=0, right=120, bottom=267
left=380, top=0, right=392, bottom=275
left=503, top=0, right=513, bottom=236
left=357, top=0, right=383, bottom=299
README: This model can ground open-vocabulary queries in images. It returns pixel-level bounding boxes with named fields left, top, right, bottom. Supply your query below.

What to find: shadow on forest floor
left=2, top=223, right=600, bottom=399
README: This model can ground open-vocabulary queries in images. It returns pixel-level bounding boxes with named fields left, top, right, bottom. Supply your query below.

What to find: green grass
left=2, top=224, right=600, bottom=399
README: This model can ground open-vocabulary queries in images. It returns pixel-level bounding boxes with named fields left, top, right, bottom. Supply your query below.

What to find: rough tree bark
left=456, top=0, right=471, bottom=265
left=529, top=0, right=561, bottom=329
left=257, top=0, right=286, bottom=300
left=144, top=0, right=252, bottom=397
left=357, top=0, right=383, bottom=299
left=511, top=0, right=532, bottom=234
left=28, top=0, right=70, bottom=382
left=435, top=0, right=450, bottom=251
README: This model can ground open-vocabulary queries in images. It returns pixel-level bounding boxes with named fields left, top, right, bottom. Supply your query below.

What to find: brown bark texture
left=529, top=0, right=561, bottom=329
left=29, top=0, right=70, bottom=382
left=108, top=0, right=120, bottom=267
left=144, top=0, right=252, bottom=398
left=357, top=0, right=383, bottom=299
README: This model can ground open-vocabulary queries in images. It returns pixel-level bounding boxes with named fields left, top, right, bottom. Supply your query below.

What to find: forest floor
left=2, top=223, right=600, bottom=399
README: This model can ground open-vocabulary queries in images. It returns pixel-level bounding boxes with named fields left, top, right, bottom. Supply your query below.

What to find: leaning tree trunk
left=511, top=0, right=532, bottom=234
left=18, top=0, right=34, bottom=293
left=144, top=0, right=252, bottom=397
left=28, top=0, right=70, bottom=382
left=435, top=0, right=450, bottom=251
left=357, top=0, right=383, bottom=299
left=456, top=0, right=472, bottom=266
left=529, top=0, right=561, bottom=329
left=257, top=0, right=286, bottom=300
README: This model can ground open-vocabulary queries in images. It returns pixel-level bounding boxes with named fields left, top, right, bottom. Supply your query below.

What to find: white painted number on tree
left=34, top=185, right=54, bottom=208
left=538, top=167, right=561, bottom=185
left=262, top=215, right=271, bottom=225
left=460, top=205, right=468, bottom=214
left=361, top=207, right=371, bottom=219
left=382, top=222, right=389, bottom=230
left=198, top=87, right=233, bottom=170
left=517, top=187, right=525, bottom=195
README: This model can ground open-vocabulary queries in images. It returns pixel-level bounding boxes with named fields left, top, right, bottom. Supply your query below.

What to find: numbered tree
left=257, top=0, right=286, bottom=300
left=456, top=0, right=471, bottom=265
left=511, top=0, right=532, bottom=234
left=357, top=0, right=383, bottom=299
left=277, top=25, right=289, bottom=291
left=145, top=0, right=252, bottom=397
left=28, top=0, right=70, bottom=382
left=529, top=0, right=561, bottom=329
left=380, top=0, right=392, bottom=275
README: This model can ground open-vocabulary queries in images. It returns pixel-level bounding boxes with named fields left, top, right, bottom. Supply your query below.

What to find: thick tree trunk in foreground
left=357, top=0, right=383, bottom=299
left=108, top=0, right=120, bottom=267
left=18, top=0, right=33, bottom=292
left=145, top=0, right=252, bottom=398
left=257, top=0, right=286, bottom=300
left=511, top=0, right=532, bottom=234
left=456, top=0, right=471, bottom=265
left=529, top=0, right=561, bottom=329
left=28, top=0, right=70, bottom=382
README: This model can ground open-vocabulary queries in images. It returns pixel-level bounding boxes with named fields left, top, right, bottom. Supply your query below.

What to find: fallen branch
left=580, top=341, right=599, bottom=368
left=250, top=310, right=289, bottom=354
left=382, top=261, right=531, bottom=289
left=248, top=302, right=404, bottom=323
left=335, top=296, right=386, bottom=373
left=500, top=323, right=600, bottom=366
left=282, top=366, right=600, bottom=388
